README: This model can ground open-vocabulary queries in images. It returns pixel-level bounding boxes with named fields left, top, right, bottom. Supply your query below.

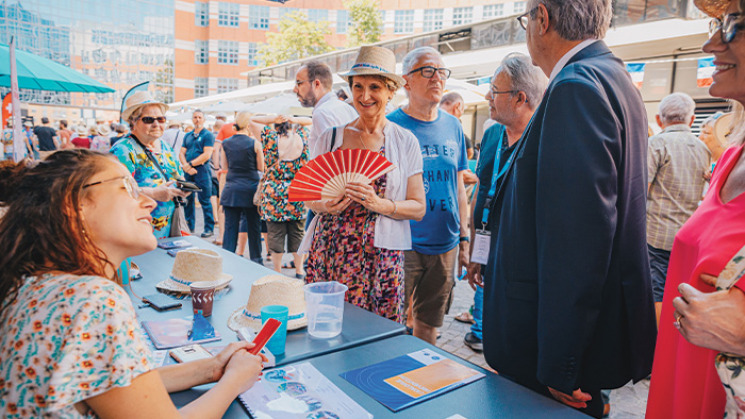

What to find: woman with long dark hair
left=0, top=150, right=262, bottom=417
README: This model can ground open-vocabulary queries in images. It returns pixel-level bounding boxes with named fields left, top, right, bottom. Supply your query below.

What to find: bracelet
left=389, top=199, right=397, bottom=217
left=459, top=235, right=470, bottom=243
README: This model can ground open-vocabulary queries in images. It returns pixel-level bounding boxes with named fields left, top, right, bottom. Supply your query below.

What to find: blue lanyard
left=481, top=132, right=518, bottom=228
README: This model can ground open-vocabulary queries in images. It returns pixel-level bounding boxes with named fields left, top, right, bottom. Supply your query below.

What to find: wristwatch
left=459, top=236, right=470, bottom=243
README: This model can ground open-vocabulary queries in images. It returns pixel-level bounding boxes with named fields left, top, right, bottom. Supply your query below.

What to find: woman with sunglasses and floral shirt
left=646, top=0, right=745, bottom=417
left=111, top=91, right=189, bottom=238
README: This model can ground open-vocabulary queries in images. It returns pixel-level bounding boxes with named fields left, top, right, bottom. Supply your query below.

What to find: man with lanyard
left=388, top=46, right=470, bottom=345
left=179, top=109, right=215, bottom=237
left=464, top=53, right=547, bottom=352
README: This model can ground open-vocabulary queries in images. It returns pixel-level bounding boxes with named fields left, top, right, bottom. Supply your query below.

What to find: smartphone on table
left=142, top=293, right=182, bottom=311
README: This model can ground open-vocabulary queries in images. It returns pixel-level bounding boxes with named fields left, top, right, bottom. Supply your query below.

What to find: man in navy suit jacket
left=482, top=1, right=657, bottom=417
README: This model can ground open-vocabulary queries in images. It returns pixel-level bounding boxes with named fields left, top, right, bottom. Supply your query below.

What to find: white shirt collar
left=314, top=91, right=336, bottom=109
left=548, top=39, right=598, bottom=83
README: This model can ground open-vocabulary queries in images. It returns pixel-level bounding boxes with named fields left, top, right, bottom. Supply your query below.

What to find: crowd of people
left=4, top=0, right=745, bottom=417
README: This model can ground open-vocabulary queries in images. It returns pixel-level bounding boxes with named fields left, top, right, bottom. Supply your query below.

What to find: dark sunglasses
left=710, top=13, right=744, bottom=43
left=407, top=66, right=452, bottom=79
left=138, top=116, right=166, bottom=124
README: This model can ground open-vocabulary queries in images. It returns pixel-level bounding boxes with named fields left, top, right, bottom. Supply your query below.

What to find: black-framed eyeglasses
left=710, top=13, right=744, bottom=44
left=138, top=116, right=166, bottom=124
left=490, top=85, right=518, bottom=96
left=407, top=66, right=452, bottom=79
left=83, top=176, right=140, bottom=200
left=518, top=6, right=540, bottom=30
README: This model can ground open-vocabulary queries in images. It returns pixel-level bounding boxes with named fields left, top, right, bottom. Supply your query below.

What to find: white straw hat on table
left=156, top=248, right=233, bottom=294
left=339, top=45, right=406, bottom=87
left=227, top=274, right=307, bottom=332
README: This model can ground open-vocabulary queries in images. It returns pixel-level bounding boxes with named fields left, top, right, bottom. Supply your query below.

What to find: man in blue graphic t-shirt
left=388, top=46, right=469, bottom=345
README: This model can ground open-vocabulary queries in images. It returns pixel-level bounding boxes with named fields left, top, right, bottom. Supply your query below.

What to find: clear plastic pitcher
left=304, top=281, right=348, bottom=338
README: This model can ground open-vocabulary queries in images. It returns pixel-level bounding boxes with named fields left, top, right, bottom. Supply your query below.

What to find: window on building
left=394, top=10, right=414, bottom=34
left=217, top=78, right=238, bottom=93
left=423, top=9, right=443, bottom=32
left=513, top=1, right=527, bottom=13
left=249, top=5, right=270, bottom=29
left=248, top=42, right=259, bottom=66
left=453, top=7, right=473, bottom=25
left=195, top=77, right=208, bottom=98
left=483, top=4, right=505, bottom=18
left=337, top=9, right=349, bottom=34
left=218, top=40, right=239, bottom=65
left=379, top=10, right=386, bottom=32
left=279, top=7, right=298, bottom=21
left=194, top=40, right=208, bottom=64
left=195, top=2, right=209, bottom=27
left=307, top=9, right=328, bottom=23
left=218, top=2, right=239, bottom=27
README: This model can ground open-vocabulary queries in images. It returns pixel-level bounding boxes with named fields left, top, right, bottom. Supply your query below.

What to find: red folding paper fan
left=288, top=149, right=395, bottom=201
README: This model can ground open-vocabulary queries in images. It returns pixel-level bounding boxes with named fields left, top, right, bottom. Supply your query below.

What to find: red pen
left=249, top=318, right=281, bottom=355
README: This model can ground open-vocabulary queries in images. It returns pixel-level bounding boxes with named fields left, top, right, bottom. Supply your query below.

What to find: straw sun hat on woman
left=339, top=45, right=406, bottom=88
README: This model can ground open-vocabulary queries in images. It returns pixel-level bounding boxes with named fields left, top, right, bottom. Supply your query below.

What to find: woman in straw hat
left=646, top=0, right=745, bottom=416
left=220, top=111, right=265, bottom=261
left=110, top=91, right=189, bottom=239
left=0, top=149, right=263, bottom=417
left=302, top=46, right=426, bottom=323
left=90, top=124, right=112, bottom=153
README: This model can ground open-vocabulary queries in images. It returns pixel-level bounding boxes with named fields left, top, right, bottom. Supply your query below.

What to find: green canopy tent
left=0, top=43, right=114, bottom=93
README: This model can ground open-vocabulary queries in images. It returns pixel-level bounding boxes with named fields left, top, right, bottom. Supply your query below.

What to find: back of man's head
left=496, top=53, right=548, bottom=110
left=528, top=0, right=612, bottom=40
left=41, top=117, right=49, bottom=125
left=658, top=93, right=695, bottom=126
left=440, top=92, right=463, bottom=108
left=304, top=61, right=333, bottom=91
left=60, top=120, right=68, bottom=129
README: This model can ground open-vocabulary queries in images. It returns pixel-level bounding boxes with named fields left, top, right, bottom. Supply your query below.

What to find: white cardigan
left=298, top=121, right=423, bottom=252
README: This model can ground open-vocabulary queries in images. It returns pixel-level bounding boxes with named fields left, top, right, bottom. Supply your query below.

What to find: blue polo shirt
left=387, top=108, right=468, bottom=255
left=183, top=128, right=215, bottom=166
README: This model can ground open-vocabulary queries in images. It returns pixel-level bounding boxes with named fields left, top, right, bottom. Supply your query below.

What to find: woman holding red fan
left=302, top=46, right=426, bottom=323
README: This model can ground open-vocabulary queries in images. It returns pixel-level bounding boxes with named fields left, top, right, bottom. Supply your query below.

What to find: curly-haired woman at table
left=301, top=46, right=426, bottom=323
left=0, top=150, right=263, bottom=418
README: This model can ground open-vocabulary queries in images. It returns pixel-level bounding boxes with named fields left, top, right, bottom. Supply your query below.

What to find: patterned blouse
left=260, top=126, right=309, bottom=222
left=0, top=274, right=153, bottom=418
left=110, top=135, right=183, bottom=239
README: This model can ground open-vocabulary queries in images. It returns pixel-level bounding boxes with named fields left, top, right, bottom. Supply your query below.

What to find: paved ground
left=195, top=209, right=649, bottom=418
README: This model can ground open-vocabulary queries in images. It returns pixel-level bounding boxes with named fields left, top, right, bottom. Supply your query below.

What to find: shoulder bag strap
left=131, top=135, right=171, bottom=182
left=329, top=127, right=337, bottom=153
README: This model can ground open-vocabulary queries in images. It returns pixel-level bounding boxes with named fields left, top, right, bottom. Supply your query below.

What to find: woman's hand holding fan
left=289, top=149, right=395, bottom=202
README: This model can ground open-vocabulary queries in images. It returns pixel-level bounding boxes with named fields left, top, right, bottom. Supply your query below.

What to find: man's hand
left=463, top=170, right=479, bottom=185
left=185, top=166, right=197, bottom=176
left=548, top=387, right=592, bottom=409
left=459, top=241, right=470, bottom=272
left=466, top=262, right=483, bottom=290
left=673, top=281, right=745, bottom=356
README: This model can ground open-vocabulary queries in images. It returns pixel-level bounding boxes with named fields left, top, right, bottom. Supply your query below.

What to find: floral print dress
left=259, top=126, right=309, bottom=222
left=306, top=146, right=405, bottom=323
left=111, top=136, right=183, bottom=239
left=0, top=274, right=153, bottom=418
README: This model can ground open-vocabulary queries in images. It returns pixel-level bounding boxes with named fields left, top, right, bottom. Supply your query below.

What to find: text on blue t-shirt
left=387, top=108, right=468, bottom=255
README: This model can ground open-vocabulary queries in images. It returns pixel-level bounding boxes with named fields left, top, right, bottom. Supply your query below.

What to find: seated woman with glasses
left=0, top=149, right=264, bottom=417
left=646, top=0, right=745, bottom=417
left=111, top=91, right=189, bottom=239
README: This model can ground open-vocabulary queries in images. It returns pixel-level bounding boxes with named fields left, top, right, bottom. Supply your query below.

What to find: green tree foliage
left=344, top=0, right=383, bottom=47
left=257, top=11, right=334, bottom=66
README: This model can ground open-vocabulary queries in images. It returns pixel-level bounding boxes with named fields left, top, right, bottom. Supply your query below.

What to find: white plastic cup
left=304, top=281, right=348, bottom=338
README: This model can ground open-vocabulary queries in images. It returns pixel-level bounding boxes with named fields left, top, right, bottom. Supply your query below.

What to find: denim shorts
left=648, top=244, right=671, bottom=303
